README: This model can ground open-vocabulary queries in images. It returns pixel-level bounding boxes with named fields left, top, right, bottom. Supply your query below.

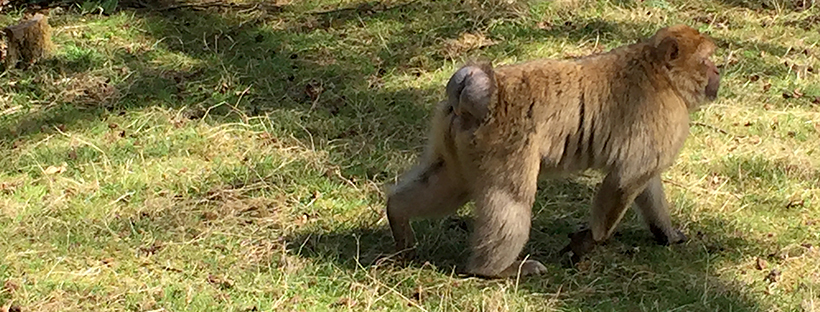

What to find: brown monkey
left=386, top=24, right=720, bottom=278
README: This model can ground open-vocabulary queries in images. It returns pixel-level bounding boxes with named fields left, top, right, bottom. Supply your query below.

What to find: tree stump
left=2, top=13, right=53, bottom=69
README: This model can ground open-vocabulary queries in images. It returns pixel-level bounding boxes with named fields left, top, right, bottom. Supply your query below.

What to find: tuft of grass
left=1, top=0, right=819, bottom=311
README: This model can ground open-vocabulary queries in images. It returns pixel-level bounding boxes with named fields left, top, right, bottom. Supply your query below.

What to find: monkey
left=385, top=24, right=721, bottom=278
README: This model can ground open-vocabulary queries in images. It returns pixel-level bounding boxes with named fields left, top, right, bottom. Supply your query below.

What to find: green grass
left=1, top=0, right=819, bottom=311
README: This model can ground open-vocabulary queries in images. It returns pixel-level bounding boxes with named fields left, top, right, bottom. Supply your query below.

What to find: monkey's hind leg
left=634, top=175, right=687, bottom=245
left=386, top=160, right=468, bottom=257
left=465, top=154, right=546, bottom=278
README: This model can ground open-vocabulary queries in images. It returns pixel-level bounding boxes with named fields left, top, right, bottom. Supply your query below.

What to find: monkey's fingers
left=561, top=229, right=597, bottom=264
left=469, top=260, right=548, bottom=279
left=655, top=228, right=687, bottom=246
left=515, top=260, right=548, bottom=276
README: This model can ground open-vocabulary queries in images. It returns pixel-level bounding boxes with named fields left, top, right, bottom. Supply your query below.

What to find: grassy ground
left=1, top=0, right=819, bottom=311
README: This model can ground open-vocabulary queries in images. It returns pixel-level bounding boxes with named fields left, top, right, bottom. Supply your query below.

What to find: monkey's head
left=650, top=24, right=721, bottom=109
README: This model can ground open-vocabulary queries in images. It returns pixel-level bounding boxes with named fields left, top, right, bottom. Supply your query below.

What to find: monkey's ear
left=655, top=36, right=679, bottom=63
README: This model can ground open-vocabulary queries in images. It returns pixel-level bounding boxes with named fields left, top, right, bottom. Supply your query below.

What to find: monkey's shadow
left=287, top=178, right=613, bottom=272
left=286, top=175, right=762, bottom=310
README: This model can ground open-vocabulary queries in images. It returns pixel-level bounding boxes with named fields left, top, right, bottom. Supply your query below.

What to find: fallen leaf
left=786, top=199, right=805, bottom=208
left=748, top=135, right=761, bottom=144
left=3, top=280, right=19, bottom=293
left=756, top=257, right=767, bottom=270
left=207, top=274, right=233, bottom=289
left=44, top=163, right=67, bottom=175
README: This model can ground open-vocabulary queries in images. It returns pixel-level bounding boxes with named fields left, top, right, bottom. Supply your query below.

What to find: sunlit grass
left=0, top=0, right=819, bottom=311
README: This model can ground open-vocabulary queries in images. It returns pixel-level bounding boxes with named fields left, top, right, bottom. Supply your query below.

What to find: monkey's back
left=478, top=50, right=690, bottom=176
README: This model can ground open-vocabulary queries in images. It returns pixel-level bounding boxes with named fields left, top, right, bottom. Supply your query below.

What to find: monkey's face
left=703, top=58, right=721, bottom=101
left=652, top=25, right=721, bottom=109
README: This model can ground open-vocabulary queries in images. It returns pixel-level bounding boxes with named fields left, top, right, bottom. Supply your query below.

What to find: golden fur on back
left=431, top=25, right=716, bottom=189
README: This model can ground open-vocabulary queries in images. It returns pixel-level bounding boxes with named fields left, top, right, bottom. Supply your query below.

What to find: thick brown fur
left=386, top=24, right=721, bottom=278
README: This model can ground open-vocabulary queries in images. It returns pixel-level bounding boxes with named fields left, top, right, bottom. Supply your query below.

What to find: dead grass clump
left=544, top=0, right=599, bottom=17
left=440, top=32, right=497, bottom=59
left=60, top=72, right=118, bottom=107
left=237, top=238, right=287, bottom=269
left=219, top=197, right=279, bottom=220
left=461, top=0, right=530, bottom=27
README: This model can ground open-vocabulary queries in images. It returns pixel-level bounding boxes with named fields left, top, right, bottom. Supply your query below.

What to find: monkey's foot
left=492, top=260, right=548, bottom=278
left=464, top=259, right=547, bottom=279
left=394, top=244, right=417, bottom=260
left=560, top=229, right=597, bottom=264
left=650, top=226, right=687, bottom=245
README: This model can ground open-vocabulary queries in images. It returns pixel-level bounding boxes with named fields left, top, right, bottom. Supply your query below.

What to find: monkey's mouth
left=706, top=88, right=719, bottom=101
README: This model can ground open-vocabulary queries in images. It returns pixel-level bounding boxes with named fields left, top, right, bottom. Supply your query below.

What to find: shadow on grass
left=1, top=0, right=801, bottom=152
left=286, top=177, right=766, bottom=311
left=715, top=0, right=814, bottom=11
left=0, top=1, right=644, bottom=159
left=122, top=4, right=658, bottom=181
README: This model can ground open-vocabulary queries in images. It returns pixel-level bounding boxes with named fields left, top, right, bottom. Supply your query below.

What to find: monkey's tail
left=445, top=62, right=495, bottom=121
left=414, top=62, right=496, bottom=184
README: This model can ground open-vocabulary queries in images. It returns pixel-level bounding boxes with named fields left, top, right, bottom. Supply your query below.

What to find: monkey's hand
left=467, top=259, right=548, bottom=279
left=559, top=229, right=596, bottom=264
left=651, top=227, right=687, bottom=246
left=504, top=260, right=548, bottom=277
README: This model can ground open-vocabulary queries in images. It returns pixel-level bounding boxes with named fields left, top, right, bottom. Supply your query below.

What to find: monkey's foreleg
left=634, top=175, right=687, bottom=245
left=564, top=170, right=653, bottom=262
left=386, top=161, right=467, bottom=257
